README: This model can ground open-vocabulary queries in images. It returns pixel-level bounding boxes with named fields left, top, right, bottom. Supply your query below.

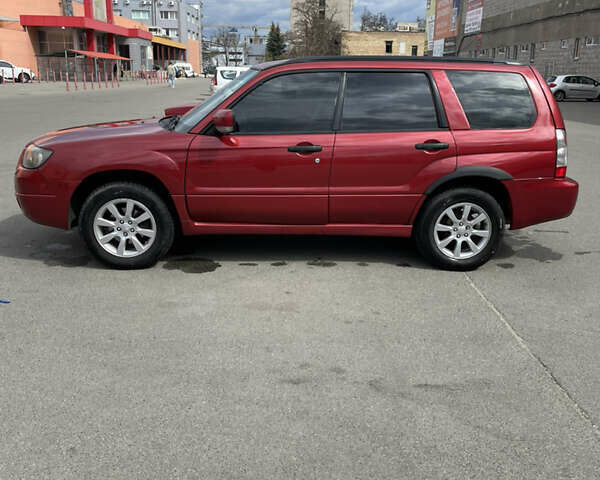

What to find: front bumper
left=504, top=177, right=579, bottom=229
left=14, top=166, right=71, bottom=230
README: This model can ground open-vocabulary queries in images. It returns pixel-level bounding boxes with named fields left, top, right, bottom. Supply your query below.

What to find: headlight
left=22, top=144, right=53, bottom=169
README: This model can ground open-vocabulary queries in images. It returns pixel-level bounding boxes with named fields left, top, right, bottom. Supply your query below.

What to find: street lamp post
left=61, top=26, right=68, bottom=78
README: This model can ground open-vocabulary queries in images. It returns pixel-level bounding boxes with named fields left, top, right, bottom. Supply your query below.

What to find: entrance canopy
left=69, top=49, right=130, bottom=61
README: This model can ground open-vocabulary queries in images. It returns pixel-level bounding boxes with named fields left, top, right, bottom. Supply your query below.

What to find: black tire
left=554, top=90, right=566, bottom=102
left=79, top=182, right=175, bottom=269
left=414, top=188, right=505, bottom=271
left=18, top=72, right=30, bottom=83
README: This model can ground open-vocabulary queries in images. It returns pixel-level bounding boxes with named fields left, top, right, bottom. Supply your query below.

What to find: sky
left=200, top=0, right=425, bottom=34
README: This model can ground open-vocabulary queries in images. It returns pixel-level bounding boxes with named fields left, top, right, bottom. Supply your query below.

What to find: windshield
left=174, top=68, right=259, bottom=133
left=546, top=76, right=557, bottom=82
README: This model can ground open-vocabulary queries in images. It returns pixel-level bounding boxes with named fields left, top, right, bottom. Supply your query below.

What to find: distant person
left=167, top=62, right=176, bottom=88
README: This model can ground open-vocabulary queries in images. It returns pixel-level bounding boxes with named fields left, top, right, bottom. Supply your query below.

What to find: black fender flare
left=424, top=166, right=513, bottom=195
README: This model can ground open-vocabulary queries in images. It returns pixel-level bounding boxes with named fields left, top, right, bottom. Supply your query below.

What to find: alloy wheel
left=433, top=202, right=491, bottom=260
left=93, top=198, right=157, bottom=258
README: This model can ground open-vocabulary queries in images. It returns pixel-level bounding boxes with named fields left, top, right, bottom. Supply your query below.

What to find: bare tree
left=290, top=0, right=342, bottom=57
left=214, top=27, right=242, bottom=66
left=360, top=8, right=396, bottom=32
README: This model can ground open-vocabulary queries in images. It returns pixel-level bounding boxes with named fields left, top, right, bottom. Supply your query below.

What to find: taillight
left=549, top=83, right=557, bottom=88
left=555, top=129, right=568, bottom=178
left=213, top=75, right=217, bottom=86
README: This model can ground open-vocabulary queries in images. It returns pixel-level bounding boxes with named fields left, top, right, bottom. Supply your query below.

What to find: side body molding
left=424, top=166, right=513, bottom=195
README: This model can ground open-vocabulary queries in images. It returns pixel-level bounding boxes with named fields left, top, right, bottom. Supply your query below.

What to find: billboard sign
left=426, top=0, right=436, bottom=51
left=464, top=0, right=484, bottom=34
left=433, top=39, right=445, bottom=57
left=434, top=0, right=460, bottom=40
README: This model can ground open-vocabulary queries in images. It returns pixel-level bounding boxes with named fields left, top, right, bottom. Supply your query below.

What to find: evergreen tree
left=266, top=22, right=286, bottom=61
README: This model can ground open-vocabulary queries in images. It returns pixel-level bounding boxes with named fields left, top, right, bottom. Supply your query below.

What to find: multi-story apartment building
left=114, top=0, right=202, bottom=71
left=290, top=0, right=354, bottom=32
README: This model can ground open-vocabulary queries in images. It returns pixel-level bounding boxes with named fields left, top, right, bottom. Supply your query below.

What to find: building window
left=513, top=45, right=518, bottom=59
left=498, top=46, right=505, bottom=55
left=385, top=41, right=393, bottom=54
left=585, top=36, right=600, bottom=46
left=520, top=44, right=529, bottom=52
left=160, top=11, right=177, bottom=20
left=573, top=38, right=581, bottom=59
left=491, top=48, right=496, bottom=57
left=540, top=41, right=546, bottom=50
left=113, top=9, right=121, bottom=15
left=560, top=39, right=568, bottom=48
left=131, top=10, right=150, bottom=20
left=530, top=43, right=536, bottom=62
left=411, top=45, right=418, bottom=55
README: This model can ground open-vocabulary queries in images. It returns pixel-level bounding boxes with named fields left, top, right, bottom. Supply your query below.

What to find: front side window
left=175, top=69, right=259, bottom=133
left=447, top=71, right=537, bottom=130
left=232, top=72, right=340, bottom=134
left=341, top=72, right=439, bottom=132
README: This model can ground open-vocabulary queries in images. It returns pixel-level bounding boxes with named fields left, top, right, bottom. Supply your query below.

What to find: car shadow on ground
left=0, top=214, right=428, bottom=270
left=0, top=214, right=569, bottom=271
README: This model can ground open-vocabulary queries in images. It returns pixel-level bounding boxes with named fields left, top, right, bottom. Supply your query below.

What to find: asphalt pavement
left=1, top=79, right=600, bottom=479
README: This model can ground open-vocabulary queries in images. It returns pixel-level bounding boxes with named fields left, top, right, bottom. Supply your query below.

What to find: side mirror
left=214, top=109, right=235, bottom=135
left=595, top=82, right=599, bottom=87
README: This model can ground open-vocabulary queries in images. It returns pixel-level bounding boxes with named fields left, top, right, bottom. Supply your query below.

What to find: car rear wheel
left=18, top=73, right=30, bottom=83
left=415, top=188, right=504, bottom=271
left=554, top=90, right=566, bottom=102
left=79, top=182, right=175, bottom=269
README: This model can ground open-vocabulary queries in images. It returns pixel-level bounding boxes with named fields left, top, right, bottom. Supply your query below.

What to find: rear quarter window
left=220, top=70, right=238, bottom=80
left=447, top=71, right=537, bottom=129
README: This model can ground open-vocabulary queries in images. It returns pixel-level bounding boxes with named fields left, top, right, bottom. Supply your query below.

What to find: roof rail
left=257, top=55, right=521, bottom=70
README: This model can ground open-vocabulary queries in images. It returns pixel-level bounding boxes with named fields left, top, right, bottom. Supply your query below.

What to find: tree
left=290, top=0, right=342, bottom=57
left=265, top=23, right=286, bottom=61
left=214, top=27, right=242, bottom=66
left=360, top=8, right=396, bottom=32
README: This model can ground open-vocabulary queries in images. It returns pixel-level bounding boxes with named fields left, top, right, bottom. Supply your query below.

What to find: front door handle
left=288, top=145, right=323, bottom=154
left=415, top=142, right=449, bottom=151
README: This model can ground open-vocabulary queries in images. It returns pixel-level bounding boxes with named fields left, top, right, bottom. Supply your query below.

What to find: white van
left=172, top=62, right=196, bottom=78
left=212, top=66, right=250, bottom=92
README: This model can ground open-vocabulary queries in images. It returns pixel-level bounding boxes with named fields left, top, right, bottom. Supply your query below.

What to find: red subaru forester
left=15, top=56, right=578, bottom=270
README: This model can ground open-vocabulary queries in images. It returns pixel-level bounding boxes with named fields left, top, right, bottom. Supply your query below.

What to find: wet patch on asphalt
left=163, top=257, right=221, bottom=274
left=497, top=263, right=515, bottom=269
left=497, top=234, right=563, bottom=262
left=307, top=259, right=337, bottom=267
left=238, top=262, right=258, bottom=266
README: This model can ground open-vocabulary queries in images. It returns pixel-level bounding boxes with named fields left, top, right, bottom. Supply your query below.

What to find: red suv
left=15, top=57, right=578, bottom=270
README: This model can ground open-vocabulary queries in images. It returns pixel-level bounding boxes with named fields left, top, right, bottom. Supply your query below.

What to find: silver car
left=547, top=75, right=600, bottom=102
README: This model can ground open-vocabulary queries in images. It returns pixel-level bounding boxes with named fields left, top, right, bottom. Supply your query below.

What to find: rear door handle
left=288, top=145, right=323, bottom=153
left=415, top=143, right=449, bottom=151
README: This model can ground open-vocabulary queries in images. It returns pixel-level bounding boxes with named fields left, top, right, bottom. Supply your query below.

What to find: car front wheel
left=79, top=182, right=175, bottom=269
left=415, top=188, right=504, bottom=271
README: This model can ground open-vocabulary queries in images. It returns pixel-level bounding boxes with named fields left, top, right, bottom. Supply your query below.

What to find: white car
left=547, top=74, right=600, bottom=102
left=172, top=62, right=196, bottom=78
left=0, top=59, right=36, bottom=83
left=211, top=66, right=250, bottom=92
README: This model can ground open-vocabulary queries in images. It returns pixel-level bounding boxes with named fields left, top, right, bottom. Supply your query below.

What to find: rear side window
left=341, top=72, right=439, bottom=132
left=232, top=72, right=340, bottom=134
left=220, top=70, right=238, bottom=80
left=546, top=76, right=556, bottom=82
left=447, top=71, right=537, bottom=129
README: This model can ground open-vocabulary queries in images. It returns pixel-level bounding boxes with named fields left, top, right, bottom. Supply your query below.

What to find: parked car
left=173, top=62, right=196, bottom=78
left=211, top=65, right=250, bottom=92
left=547, top=75, right=600, bottom=101
left=15, top=56, right=578, bottom=270
left=0, top=59, right=36, bottom=83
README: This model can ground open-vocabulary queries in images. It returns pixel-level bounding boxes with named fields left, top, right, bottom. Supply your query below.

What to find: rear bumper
left=504, top=177, right=578, bottom=229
